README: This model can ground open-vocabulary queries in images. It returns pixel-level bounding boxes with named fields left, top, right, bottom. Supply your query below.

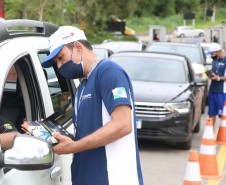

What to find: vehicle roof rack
left=0, top=19, right=59, bottom=42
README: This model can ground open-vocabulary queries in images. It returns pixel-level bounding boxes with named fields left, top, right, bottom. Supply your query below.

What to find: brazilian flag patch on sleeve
left=112, top=87, right=127, bottom=100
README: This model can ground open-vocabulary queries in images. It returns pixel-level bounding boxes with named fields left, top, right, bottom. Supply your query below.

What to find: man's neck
left=83, top=56, right=101, bottom=79
left=219, top=52, right=225, bottom=59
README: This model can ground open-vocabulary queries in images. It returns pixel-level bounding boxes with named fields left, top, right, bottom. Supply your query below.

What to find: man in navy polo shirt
left=207, top=43, right=226, bottom=127
left=42, top=26, right=143, bottom=185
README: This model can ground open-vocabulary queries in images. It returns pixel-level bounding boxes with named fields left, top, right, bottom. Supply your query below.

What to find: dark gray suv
left=146, top=42, right=210, bottom=111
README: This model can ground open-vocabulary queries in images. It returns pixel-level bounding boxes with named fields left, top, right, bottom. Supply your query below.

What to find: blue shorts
left=208, top=91, right=226, bottom=118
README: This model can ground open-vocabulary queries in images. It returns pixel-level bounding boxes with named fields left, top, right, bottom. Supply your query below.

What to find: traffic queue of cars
left=92, top=37, right=209, bottom=150
left=145, top=42, right=210, bottom=108
left=109, top=52, right=207, bottom=149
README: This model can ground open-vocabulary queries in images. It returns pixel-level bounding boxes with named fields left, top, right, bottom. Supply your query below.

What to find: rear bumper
left=136, top=112, right=192, bottom=142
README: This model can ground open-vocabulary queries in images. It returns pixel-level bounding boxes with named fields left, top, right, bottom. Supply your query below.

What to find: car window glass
left=38, top=53, right=73, bottom=125
left=1, top=56, right=42, bottom=132
left=111, top=56, right=186, bottom=83
left=4, top=66, right=17, bottom=91
left=2, top=66, right=25, bottom=130
left=146, top=45, right=202, bottom=64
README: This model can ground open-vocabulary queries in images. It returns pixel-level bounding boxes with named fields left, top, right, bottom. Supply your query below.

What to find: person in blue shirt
left=207, top=43, right=226, bottom=127
left=41, top=26, right=143, bottom=185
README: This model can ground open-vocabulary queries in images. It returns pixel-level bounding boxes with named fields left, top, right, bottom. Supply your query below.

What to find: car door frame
left=186, top=58, right=203, bottom=129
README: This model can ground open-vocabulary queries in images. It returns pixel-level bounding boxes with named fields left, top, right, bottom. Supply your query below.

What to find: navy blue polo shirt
left=71, top=59, right=143, bottom=185
left=210, top=57, right=226, bottom=93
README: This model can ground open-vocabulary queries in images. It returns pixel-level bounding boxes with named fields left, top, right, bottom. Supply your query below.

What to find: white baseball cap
left=206, top=43, right=222, bottom=55
left=42, top=26, right=87, bottom=68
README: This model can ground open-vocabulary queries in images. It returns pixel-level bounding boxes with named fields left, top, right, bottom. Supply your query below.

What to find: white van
left=0, top=19, right=78, bottom=185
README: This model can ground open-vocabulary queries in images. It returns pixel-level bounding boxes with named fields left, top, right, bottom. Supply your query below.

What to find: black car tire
left=193, top=120, right=200, bottom=133
left=180, top=33, right=185, bottom=38
left=201, top=98, right=205, bottom=114
left=175, top=137, right=192, bottom=150
left=206, top=96, right=209, bottom=105
left=199, top=32, right=204, bottom=37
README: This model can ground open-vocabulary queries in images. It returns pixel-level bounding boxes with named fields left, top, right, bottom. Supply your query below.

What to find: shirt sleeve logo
left=112, top=87, right=127, bottom=100
left=4, top=123, right=13, bottom=130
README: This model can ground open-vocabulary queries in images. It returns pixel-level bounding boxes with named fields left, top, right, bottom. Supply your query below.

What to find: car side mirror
left=0, top=134, right=54, bottom=171
left=191, top=77, right=207, bottom=86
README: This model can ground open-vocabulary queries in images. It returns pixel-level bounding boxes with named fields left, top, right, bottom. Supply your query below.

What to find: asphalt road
left=138, top=106, right=226, bottom=185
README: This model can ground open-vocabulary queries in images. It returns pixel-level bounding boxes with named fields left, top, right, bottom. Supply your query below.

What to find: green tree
left=152, top=0, right=175, bottom=17
left=5, top=0, right=77, bottom=25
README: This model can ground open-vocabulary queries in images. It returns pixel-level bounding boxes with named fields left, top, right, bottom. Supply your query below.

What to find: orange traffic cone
left=216, top=100, right=226, bottom=144
left=199, top=118, right=224, bottom=180
left=183, top=150, right=202, bottom=185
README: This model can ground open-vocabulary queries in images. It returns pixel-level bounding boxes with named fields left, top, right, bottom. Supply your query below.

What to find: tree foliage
left=4, top=0, right=225, bottom=31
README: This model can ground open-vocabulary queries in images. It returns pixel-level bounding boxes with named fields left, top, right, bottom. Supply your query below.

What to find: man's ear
left=74, top=41, right=83, bottom=52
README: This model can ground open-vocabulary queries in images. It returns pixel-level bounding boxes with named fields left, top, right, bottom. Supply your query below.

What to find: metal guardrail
left=0, top=19, right=58, bottom=42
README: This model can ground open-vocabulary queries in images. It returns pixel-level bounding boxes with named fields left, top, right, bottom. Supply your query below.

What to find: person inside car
left=41, top=26, right=143, bottom=185
left=0, top=115, right=19, bottom=151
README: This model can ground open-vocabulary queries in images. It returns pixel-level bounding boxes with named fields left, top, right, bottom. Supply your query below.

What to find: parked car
left=93, top=48, right=113, bottom=59
left=173, top=26, right=205, bottom=38
left=109, top=51, right=207, bottom=149
left=0, top=19, right=77, bottom=185
left=95, top=40, right=147, bottom=53
left=146, top=42, right=210, bottom=107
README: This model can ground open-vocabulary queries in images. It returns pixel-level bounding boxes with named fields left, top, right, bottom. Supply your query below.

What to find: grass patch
left=126, top=6, right=226, bottom=33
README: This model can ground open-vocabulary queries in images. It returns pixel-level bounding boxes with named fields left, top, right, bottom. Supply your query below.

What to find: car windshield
left=111, top=56, right=187, bottom=83
left=146, top=45, right=202, bottom=64
left=201, top=46, right=212, bottom=60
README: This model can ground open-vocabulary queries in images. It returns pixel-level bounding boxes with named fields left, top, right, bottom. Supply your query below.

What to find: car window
left=4, top=66, right=17, bottom=92
left=111, top=56, right=187, bottom=83
left=38, top=53, right=73, bottom=126
left=146, top=45, right=202, bottom=64
left=1, top=55, right=43, bottom=132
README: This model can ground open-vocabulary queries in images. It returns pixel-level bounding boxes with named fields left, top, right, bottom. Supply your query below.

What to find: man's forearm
left=0, top=131, right=19, bottom=151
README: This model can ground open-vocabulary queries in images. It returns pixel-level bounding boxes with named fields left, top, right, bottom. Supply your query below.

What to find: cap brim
left=42, top=45, right=64, bottom=68
left=206, top=51, right=213, bottom=55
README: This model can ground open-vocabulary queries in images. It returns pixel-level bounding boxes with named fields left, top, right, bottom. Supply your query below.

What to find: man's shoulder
left=98, top=59, right=124, bottom=72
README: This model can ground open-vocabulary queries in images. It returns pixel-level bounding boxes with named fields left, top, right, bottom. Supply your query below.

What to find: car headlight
left=164, top=101, right=191, bottom=113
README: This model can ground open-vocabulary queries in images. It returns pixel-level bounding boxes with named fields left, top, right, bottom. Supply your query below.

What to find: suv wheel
left=201, top=97, right=205, bottom=114
left=175, top=137, right=192, bottom=150
left=180, top=33, right=185, bottom=38
left=199, top=32, right=204, bottom=37
left=193, top=120, right=200, bottom=133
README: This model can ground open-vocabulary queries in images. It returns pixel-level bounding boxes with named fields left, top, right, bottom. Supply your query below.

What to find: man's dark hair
left=65, top=40, right=93, bottom=51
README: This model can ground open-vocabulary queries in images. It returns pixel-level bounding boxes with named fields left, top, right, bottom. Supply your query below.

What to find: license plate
left=136, top=119, right=142, bottom=129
